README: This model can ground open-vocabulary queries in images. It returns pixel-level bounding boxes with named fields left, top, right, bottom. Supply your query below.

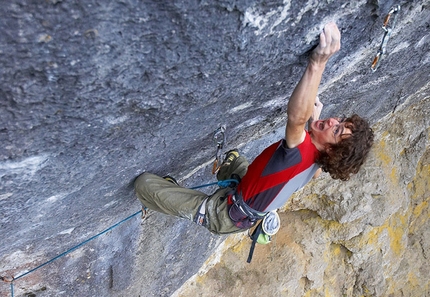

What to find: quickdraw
left=211, top=125, right=226, bottom=174
left=371, top=4, right=401, bottom=72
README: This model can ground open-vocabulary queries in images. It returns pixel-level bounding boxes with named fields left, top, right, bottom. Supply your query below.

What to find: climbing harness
left=247, top=211, right=281, bottom=263
left=231, top=192, right=268, bottom=222
left=211, top=125, right=226, bottom=174
left=371, top=4, right=401, bottom=72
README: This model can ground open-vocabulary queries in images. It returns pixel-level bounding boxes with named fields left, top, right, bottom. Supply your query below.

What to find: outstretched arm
left=285, top=22, right=341, bottom=148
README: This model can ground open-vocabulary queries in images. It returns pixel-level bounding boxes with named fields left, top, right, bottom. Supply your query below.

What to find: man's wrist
left=308, top=58, right=327, bottom=72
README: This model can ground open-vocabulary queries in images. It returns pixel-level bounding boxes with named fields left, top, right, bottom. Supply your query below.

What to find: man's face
left=310, top=117, right=352, bottom=150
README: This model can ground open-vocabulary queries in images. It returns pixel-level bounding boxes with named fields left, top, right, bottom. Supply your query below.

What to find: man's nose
left=327, top=118, right=339, bottom=127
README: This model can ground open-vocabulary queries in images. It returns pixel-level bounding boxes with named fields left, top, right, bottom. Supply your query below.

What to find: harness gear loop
left=371, top=4, right=401, bottom=72
left=212, top=125, right=226, bottom=174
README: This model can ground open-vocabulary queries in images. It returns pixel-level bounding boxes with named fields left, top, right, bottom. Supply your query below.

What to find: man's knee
left=232, top=156, right=249, bottom=178
left=134, top=172, right=153, bottom=194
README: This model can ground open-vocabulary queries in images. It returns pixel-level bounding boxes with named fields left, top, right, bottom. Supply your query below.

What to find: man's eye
left=334, top=126, right=339, bottom=135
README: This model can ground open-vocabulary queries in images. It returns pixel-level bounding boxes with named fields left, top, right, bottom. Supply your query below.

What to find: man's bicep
left=285, top=120, right=306, bottom=148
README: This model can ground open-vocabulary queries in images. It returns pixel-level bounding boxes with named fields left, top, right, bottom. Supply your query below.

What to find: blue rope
left=8, top=210, right=142, bottom=297
left=190, top=178, right=238, bottom=189
left=4, top=179, right=238, bottom=297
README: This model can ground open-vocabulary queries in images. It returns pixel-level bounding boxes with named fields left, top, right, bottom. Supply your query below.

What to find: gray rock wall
left=1, top=0, right=429, bottom=296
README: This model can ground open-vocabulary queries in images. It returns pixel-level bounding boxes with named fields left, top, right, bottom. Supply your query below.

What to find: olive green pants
left=134, top=156, right=249, bottom=235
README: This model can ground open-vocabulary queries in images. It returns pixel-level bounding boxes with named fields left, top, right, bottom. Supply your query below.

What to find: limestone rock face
left=1, top=0, right=429, bottom=296
left=175, top=88, right=430, bottom=297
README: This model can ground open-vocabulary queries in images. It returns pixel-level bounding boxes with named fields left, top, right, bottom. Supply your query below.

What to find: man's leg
left=134, top=172, right=207, bottom=221
left=135, top=151, right=250, bottom=234
left=135, top=172, right=241, bottom=234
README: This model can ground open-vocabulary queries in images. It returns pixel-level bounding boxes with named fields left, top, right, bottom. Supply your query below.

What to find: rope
left=190, top=178, right=238, bottom=189
left=1, top=179, right=238, bottom=297
left=5, top=210, right=142, bottom=297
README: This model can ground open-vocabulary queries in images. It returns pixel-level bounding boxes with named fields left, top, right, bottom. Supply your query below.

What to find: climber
left=134, top=22, right=374, bottom=235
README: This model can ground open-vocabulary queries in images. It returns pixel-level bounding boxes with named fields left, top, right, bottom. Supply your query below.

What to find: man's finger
left=325, top=22, right=341, bottom=47
left=323, top=26, right=333, bottom=47
left=319, top=31, right=327, bottom=48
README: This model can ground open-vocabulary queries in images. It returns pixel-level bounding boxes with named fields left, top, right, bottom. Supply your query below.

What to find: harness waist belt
left=231, top=193, right=267, bottom=220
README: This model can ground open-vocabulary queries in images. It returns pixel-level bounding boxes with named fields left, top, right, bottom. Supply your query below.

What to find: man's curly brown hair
left=316, top=114, right=374, bottom=181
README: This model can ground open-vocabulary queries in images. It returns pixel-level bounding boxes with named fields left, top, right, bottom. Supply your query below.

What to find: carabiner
left=213, top=125, right=226, bottom=146
left=383, top=5, right=401, bottom=31
left=212, top=125, right=226, bottom=174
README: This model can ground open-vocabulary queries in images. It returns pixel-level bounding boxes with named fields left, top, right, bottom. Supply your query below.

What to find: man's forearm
left=287, top=61, right=326, bottom=126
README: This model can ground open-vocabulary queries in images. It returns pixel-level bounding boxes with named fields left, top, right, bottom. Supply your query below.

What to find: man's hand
left=310, top=22, right=341, bottom=67
left=311, top=96, right=323, bottom=122
left=308, top=96, right=323, bottom=131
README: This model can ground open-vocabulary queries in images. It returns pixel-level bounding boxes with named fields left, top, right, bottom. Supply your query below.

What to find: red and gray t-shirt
left=228, top=131, right=320, bottom=223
